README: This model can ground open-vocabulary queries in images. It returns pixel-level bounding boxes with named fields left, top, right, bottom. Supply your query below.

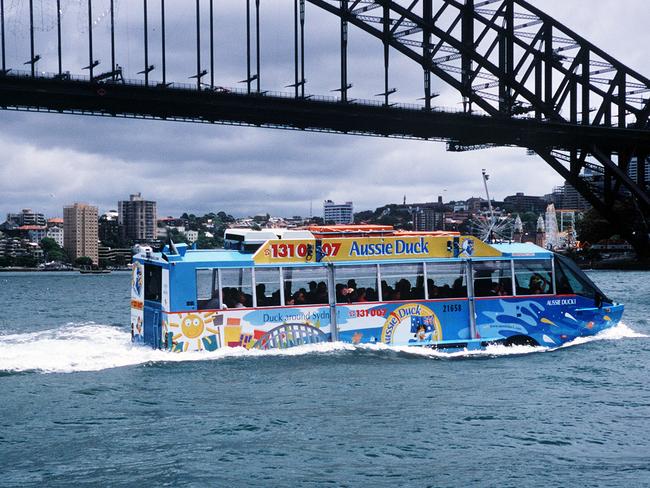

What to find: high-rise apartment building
left=118, top=193, right=157, bottom=243
left=323, top=200, right=353, bottom=225
left=7, top=208, right=46, bottom=226
left=63, top=203, right=99, bottom=264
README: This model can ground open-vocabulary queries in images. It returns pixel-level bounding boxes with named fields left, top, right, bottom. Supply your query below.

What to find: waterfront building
left=47, top=217, right=63, bottom=227
left=99, top=212, right=124, bottom=248
left=46, top=225, right=64, bottom=247
left=551, top=182, right=591, bottom=211
left=323, top=200, right=354, bottom=224
left=465, top=197, right=487, bottom=214
left=98, top=246, right=132, bottom=267
left=628, top=157, right=650, bottom=188
left=411, top=198, right=448, bottom=231
left=503, top=192, right=548, bottom=214
left=63, top=203, right=99, bottom=264
left=118, top=193, right=157, bottom=243
left=185, top=230, right=199, bottom=243
left=19, top=225, right=47, bottom=244
left=7, top=209, right=46, bottom=227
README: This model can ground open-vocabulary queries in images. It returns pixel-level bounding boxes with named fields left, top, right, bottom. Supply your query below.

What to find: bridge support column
left=461, top=0, right=474, bottom=112
left=340, top=0, right=349, bottom=102
left=423, top=0, right=432, bottom=110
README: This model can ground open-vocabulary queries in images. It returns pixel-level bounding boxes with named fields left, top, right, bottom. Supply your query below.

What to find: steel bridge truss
left=308, top=0, right=650, bottom=250
left=0, top=0, right=649, bottom=252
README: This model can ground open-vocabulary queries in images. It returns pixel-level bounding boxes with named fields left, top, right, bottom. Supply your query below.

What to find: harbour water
left=1, top=270, right=649, bottom=487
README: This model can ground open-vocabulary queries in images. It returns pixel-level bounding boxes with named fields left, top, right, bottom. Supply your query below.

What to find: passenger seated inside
left=293, top=290, right=307, bottom=305
left=201, top=295, right=221, bottom=310
left=356, top=288, right=367, bottom=302
left=338, top=284, right=355, bottom=303
left=307, top=281, right=317, bottom=303
left=313, top=281, right=328, bottom=304
left=497, top=278, right=512, bottom=296
left=412, top=276, right=425, bottom=299
left=452, top=277, right=465, bottom=297
left=528, top=273, right=550, bottom=294
left=222, top=288, right=253, bottom=308
left=234, top=291, right=247, bottom=308
left=366, top=287, right=378, bottom=301
left=256, top=284, right=267, bottom=306
left=474, top=270, right=496, bottom=297
left=427, top=279, right=439, bottom=299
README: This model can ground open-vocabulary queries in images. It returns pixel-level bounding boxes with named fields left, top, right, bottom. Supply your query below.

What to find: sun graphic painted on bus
left=168, top=312, right=219, bottom=350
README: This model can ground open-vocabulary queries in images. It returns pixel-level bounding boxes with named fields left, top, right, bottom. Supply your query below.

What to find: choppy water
left=0, top=270, right=649, bottom=487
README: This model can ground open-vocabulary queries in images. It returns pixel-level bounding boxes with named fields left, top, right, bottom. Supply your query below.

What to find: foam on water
left=0, top=321, right=646, bottom=374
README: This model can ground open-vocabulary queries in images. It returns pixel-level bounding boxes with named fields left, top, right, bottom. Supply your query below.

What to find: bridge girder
left=0, top=0, right=649, bottom=253
left=306, top=0, right=650, bottom=253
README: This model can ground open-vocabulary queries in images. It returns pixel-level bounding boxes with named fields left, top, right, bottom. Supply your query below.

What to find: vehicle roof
left=491, top=242, right=552, bottom=257
left=137, top=241, right=552, bottom=268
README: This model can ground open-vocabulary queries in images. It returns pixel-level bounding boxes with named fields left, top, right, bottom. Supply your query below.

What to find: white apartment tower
left=323, top=200, right=354, bottom=225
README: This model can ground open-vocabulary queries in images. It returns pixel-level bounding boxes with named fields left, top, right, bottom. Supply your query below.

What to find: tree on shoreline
left=40, top=237, right=67, bottom=263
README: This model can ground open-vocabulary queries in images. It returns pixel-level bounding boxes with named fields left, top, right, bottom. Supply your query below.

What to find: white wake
left=0, top=321, right=645, bottom=374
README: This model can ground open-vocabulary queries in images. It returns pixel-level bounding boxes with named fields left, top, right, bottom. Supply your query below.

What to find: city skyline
left=1, top=1, right=648, bottom=219
left=2, top=186, right=563, bottom=223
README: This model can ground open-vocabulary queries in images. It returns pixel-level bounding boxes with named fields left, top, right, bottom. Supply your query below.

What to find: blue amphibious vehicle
left=129, top=226, right=623, bottom=353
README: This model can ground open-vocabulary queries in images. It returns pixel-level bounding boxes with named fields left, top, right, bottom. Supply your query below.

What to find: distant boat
left=79, top=267, right=111, bottom=275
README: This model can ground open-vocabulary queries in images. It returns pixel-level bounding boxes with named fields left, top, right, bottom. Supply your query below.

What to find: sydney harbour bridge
left=0, top=0, right=649, bottom=255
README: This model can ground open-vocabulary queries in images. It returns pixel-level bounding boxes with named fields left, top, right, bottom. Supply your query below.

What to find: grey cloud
left=1, top=0, right=648, bottom=219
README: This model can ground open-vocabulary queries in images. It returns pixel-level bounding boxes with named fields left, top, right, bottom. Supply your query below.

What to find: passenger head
left=294, top=291, right=306, bottom=304
left=356, top=288, right=366, bottom=302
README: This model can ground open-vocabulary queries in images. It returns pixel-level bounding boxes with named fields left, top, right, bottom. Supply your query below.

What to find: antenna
left=481, top=169, right=496, bottom=242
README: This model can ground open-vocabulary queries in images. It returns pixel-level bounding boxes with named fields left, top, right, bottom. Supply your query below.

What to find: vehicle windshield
left=554, top=254, right=610, bottom=302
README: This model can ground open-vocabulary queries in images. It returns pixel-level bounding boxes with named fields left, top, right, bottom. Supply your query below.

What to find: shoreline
left=0, top=268, right=131, bottom=273
left=1, top=264, right=648, bottom=273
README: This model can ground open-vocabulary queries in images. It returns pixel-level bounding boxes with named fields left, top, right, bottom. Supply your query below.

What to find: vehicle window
left=380, top=263, right=425, bottom=301
left=197, top=269, right=220, bottom=310
left=472, top=260, right=512, bottom=297
left=514, top=260, right=553, bottom=295
left=335, top=265, right=379, bottom=303
left=283, top=267, right=329, bottom=305
left=426, top=262, right=467, bottom=299
left=255, top=267, right=281, bottom=307
left=554, top=255, right=606, bottom=300
left=221, top=268, right=253, bottom=308
left=144, top=264, right=162, bottom=302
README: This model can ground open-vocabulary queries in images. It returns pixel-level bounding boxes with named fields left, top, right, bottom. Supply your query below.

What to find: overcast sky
left=0, top=0, right=648, bottom=219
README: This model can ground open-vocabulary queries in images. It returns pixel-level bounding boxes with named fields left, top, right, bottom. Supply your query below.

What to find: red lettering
left=297, top=243, right=307, bottom=257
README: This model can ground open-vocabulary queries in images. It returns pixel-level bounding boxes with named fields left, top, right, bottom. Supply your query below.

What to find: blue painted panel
left=143, top=300, right=162, bottom=349
left=474, top=295, right=624, bottom=347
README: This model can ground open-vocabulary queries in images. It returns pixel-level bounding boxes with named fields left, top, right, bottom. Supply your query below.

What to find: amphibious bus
left=130, top=226, right=623, bottom=352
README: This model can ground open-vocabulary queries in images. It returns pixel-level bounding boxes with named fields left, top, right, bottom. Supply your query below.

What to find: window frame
left=333, top=263, right=380, bottom=304
left=281, top=265, right=331, bottom=306
left=513, top=259, right=554, bottom=297
left=425, top=260, right=469, bottom=299
left=378, top=262, right=426, bottom=302
left=471, top=259, right=515, bottom=298
left=253, top=266, right=283, bottom=308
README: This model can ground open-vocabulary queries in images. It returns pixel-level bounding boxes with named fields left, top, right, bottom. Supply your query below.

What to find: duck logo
left=132, top=263, right=143, bottom=298
left=381, top=304, right=442, bottom=345
left=460, top=238, right=475, bottom=257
